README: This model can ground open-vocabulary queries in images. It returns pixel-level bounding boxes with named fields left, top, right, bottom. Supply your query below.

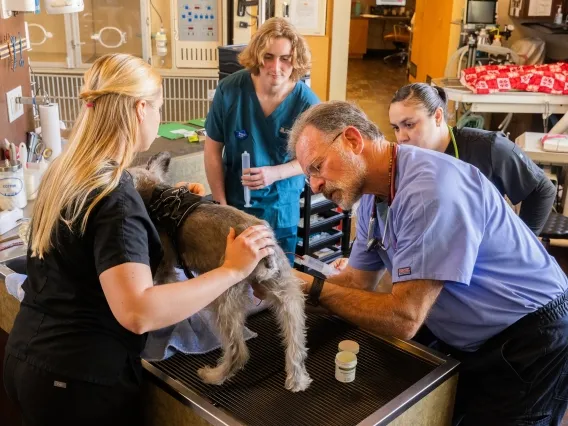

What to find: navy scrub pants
left=417, top=290, right=568, bottom=426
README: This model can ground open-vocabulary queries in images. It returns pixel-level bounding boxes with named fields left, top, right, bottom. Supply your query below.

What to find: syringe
left=297, top=255, right=339, bottom=277
left=242, top=151, right=252, bottom=208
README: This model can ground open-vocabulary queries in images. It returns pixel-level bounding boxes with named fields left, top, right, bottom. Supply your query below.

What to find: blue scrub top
left=205, top=70, right=320, bottom=229
left=349, top=144, right=568, bottom=351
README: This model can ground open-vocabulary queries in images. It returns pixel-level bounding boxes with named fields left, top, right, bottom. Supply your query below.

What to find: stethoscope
left=366, top=126, right=459, bottom=252
left=366, top=143, right=398, bottom=252
left=448, top=125, right=460, bottom=160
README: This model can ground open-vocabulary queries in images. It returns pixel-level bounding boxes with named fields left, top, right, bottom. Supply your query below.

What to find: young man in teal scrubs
left=205, top=17, right=319, bottom=264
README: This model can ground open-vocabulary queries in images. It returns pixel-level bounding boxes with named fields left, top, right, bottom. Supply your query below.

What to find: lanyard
left=366, top=143, right=398, bottom=252
left=448, top=125, right=459, bottom=159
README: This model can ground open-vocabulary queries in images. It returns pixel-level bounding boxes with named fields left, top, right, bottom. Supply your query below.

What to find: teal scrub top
left=205, top=69, right=320, bottom=229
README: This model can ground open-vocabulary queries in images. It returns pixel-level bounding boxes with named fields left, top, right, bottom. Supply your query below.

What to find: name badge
left=234, top=129, right=249, bottom=140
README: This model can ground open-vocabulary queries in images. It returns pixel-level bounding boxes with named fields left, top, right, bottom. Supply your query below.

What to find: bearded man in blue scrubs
left=288, top=101, right=568, bottom=426
left=205, top=18, right=319, bottom=264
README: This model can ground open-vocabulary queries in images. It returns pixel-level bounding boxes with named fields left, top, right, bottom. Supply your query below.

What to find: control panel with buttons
left=177, top=1, right=218, bottom=42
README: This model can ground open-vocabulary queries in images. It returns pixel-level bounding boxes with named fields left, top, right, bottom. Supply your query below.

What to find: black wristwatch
left=308, top=276, right=325, bottom=307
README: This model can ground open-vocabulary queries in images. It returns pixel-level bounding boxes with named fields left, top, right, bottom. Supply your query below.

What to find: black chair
left=540, top=211, right=568, bottom=249
left=383, top=24, right=411, bottom=65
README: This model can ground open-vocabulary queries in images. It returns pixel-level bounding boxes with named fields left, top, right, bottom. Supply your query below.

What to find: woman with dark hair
left=389, top=82, right=555, bottom=235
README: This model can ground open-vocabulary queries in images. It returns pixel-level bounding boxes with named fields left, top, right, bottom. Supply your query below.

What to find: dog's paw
left=285, top=372, right=313, bottom=392
left=197, top=365, right=229, bottom=386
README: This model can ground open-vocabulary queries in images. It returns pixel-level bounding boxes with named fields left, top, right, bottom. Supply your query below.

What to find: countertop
left=0, top=134, right=207, bottom=269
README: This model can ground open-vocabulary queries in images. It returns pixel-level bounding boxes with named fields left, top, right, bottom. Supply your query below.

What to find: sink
left=0, top=253, right=27, bottom=279
left=4, top=257, right=27, bottom=275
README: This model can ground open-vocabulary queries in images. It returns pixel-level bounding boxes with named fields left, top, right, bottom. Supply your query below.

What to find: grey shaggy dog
left=128, top=152, right=312, bottom=392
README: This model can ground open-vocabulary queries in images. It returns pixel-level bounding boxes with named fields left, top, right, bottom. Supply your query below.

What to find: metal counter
left=0, top=202, right=33, bottom=279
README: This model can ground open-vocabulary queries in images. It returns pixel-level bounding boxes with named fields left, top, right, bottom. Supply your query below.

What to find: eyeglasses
left=304, top=129, right=344, bottom=181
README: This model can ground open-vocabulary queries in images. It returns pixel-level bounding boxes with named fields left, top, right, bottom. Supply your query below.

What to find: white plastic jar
left=335, top=350, right=357, bottom=383
left=0, top=161, right=27, bottom=210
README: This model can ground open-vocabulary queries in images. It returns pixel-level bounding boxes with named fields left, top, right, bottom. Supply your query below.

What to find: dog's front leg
left=197, top=284, right=250, bottom=385
left=153, top=232, right=179, bottom=284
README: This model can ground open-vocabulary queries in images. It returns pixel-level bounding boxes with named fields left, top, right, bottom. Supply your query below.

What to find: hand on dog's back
left=174, top=181, right=206, bottom=196
left=221, top=225, right=276, bottom=281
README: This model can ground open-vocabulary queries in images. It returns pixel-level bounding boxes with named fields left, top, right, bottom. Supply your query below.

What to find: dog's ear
left=146, top=152, right=171, bottom=180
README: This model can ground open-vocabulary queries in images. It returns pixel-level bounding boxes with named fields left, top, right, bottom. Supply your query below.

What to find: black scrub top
left=445, top=127, right=556, bottom=235
left=6, top=172, right=163, bottom=385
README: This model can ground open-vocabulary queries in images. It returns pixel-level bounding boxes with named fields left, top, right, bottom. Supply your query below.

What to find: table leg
left=562, top=167, right=568, bottom=216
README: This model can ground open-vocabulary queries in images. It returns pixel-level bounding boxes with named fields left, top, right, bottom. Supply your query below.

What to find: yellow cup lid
left=338, top=340, right=359, bottom=355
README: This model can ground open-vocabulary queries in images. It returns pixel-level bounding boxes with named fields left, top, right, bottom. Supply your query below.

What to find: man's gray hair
left=288, top=101, right=384, bottom=157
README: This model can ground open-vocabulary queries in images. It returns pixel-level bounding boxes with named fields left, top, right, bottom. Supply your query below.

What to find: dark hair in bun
left=391, top=83, right=448, bottom=120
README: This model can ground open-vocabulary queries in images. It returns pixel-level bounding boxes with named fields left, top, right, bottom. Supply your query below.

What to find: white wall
left=328, top=1, right=350, bottom=101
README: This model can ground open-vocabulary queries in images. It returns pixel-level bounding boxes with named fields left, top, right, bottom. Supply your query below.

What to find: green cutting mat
left=187, top=118, right=206, bottom=128
left=158, top=123, right=200, bottom=140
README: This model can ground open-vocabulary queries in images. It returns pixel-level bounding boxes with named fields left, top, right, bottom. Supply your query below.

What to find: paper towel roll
left=39, top=103, right=62, bottom=159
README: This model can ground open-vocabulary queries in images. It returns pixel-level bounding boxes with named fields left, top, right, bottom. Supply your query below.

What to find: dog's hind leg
left=264, top=278, right=312, bottom=392
left=197, top=285, right=250, bottom=385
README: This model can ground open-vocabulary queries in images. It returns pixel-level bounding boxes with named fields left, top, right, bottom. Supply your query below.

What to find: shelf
left=297, top=183, right=351, bottom=262
left=300, top=199, right=337, bottom=218
left=296, top=229, right=343, bottom=255
left=316, top=246, right=342, bottom=262
left=298, top=210, right=345, bottom=237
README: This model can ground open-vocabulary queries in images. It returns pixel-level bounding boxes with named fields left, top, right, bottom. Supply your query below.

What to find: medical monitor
left=466, top=0, right=497, bottom=24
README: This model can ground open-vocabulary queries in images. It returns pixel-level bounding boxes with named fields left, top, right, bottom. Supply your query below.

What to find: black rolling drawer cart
left=296, top=183, right=352, bottom=272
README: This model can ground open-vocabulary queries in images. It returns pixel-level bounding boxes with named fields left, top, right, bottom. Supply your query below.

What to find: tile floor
left=346, top=57, right=408, bottom=141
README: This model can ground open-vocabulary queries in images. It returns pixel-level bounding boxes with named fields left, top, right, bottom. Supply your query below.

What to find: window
left=26, top=0, right=150, bottom=69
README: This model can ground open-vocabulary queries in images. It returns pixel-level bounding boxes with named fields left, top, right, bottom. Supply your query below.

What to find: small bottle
left=492, top=34, right=502, bottom=47
left=155, top=27, right=168, bottom=57
left=477, top=28, right=488, bottom=45
left=335, top=351, right=357, bottom=383
left=554, top=5, right=563, bottom=25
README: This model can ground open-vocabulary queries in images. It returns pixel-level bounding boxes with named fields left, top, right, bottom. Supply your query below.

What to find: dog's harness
left=148, top=184, right=215, bottom=278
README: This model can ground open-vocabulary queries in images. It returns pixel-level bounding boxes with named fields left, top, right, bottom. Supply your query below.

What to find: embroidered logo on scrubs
left=398, top=267, right=411, bottom=277
left=234, top=129, right=249, bottom=140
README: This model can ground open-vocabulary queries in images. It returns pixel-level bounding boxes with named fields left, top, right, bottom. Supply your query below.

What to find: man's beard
left=321, top=167, right=366, bottom=210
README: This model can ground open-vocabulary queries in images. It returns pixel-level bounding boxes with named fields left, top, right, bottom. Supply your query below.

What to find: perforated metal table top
left=143, top=311, right=459, bottom=426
